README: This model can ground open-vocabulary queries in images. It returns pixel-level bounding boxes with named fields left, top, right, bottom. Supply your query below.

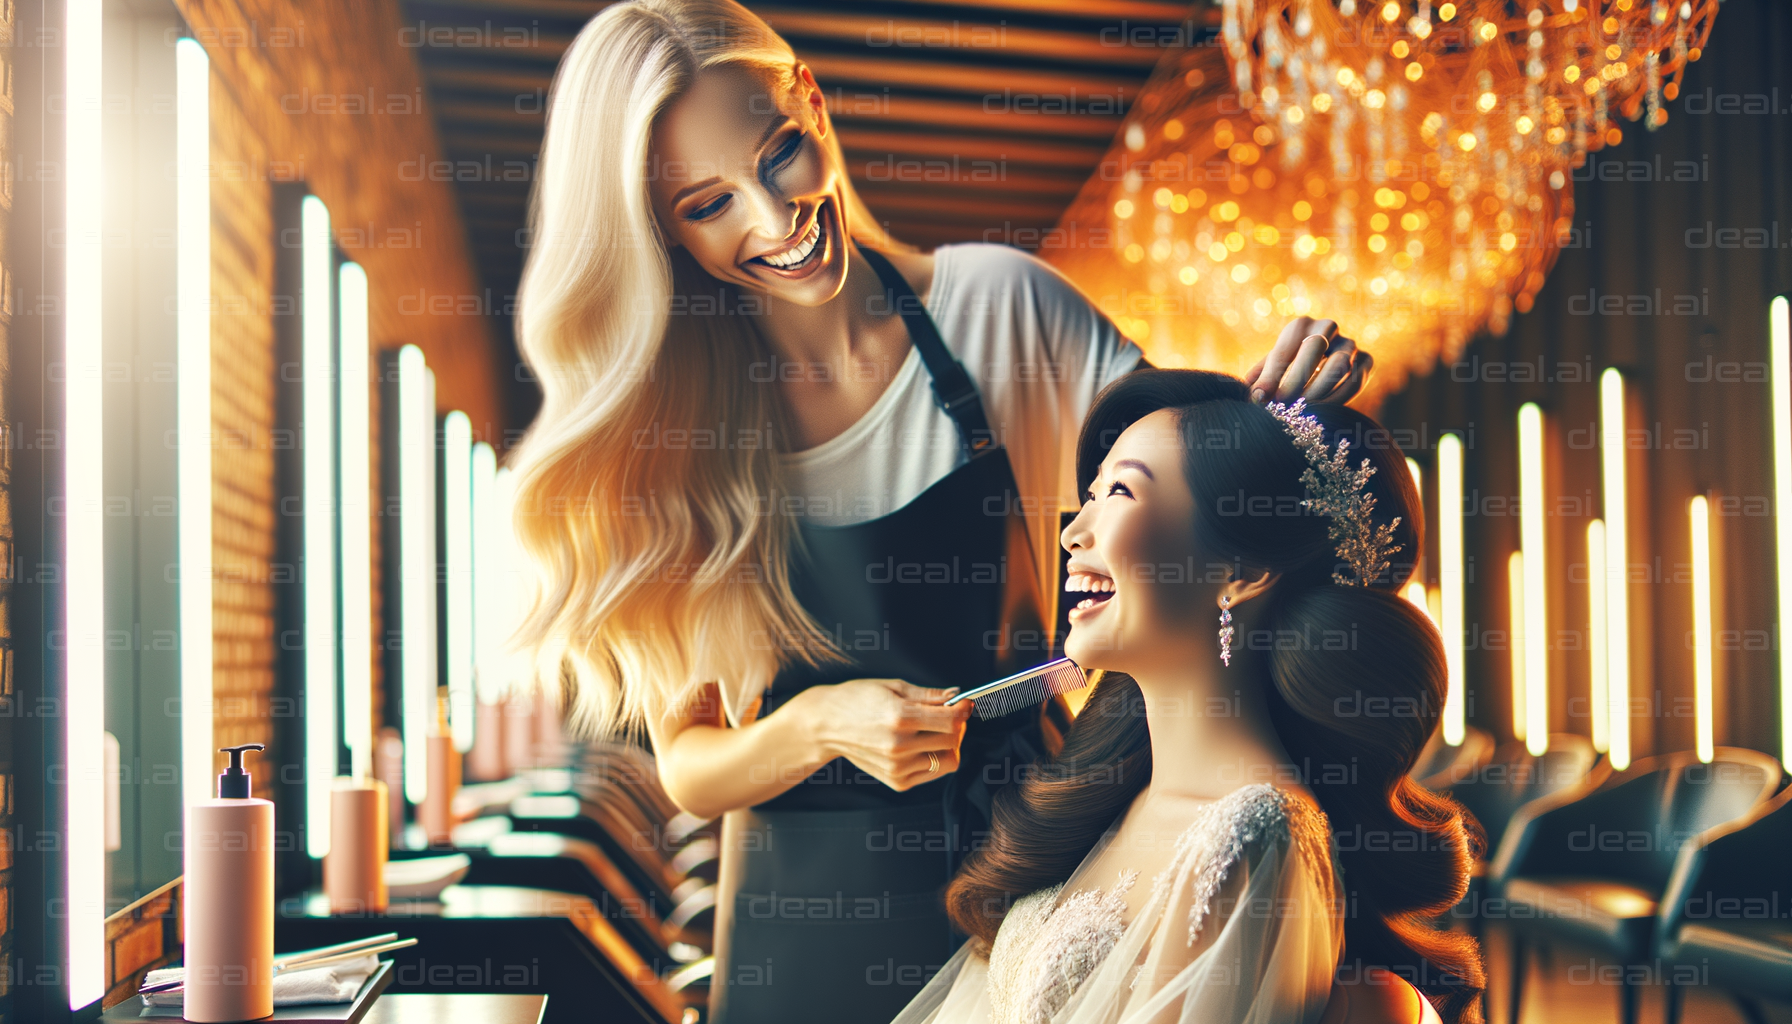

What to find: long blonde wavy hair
left=508, top=0, right=903, bottom=735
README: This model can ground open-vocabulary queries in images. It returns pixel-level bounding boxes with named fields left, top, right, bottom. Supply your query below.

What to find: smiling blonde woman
left=506, top=1, right=1371, bottom=1019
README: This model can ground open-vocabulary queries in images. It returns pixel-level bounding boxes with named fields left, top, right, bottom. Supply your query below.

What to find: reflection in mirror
left=74, top=0, right=212, bottom=1010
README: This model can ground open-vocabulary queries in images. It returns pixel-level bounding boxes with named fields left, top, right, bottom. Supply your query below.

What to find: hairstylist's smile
left=1065, top=566, right=1116, bottom=619
left=745, top=198, right=833, bottom=280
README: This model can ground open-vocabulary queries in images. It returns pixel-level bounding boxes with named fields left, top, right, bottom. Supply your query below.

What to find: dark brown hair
left=945, top=370, right=1485, bottom=1022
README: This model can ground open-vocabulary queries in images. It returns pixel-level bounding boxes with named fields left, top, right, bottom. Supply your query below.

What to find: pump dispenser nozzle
left=218, top=743, right=265, bottom=799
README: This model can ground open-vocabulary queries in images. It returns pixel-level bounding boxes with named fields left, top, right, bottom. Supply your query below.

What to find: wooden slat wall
left=1378, top=0, right=1792, bottom=761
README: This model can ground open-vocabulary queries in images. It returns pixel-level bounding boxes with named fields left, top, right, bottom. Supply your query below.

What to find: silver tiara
left=1264, top=399, right=1403, bottom=587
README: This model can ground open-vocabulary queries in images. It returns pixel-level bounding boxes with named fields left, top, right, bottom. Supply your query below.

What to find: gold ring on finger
left=927, top=751, right=940, bottom=774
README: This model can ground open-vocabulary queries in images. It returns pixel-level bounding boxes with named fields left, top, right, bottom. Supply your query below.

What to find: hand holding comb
left=943, top=658, right=1087, bottom=719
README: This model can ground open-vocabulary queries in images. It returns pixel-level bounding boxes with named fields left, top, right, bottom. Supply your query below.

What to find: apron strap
left=856, top=244, right=995, bottom=453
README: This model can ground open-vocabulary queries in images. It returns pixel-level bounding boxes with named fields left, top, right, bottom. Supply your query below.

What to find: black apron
left=708, top=247, right=1052, bottom=1024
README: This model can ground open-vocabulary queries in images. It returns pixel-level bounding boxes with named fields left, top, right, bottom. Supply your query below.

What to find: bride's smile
left=1061, top=408, right=1216, bottom=675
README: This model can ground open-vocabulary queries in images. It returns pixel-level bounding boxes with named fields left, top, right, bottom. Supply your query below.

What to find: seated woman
left=893, top=370, right=1485, bottom=1024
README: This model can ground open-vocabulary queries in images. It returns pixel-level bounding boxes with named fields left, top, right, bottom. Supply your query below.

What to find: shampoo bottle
left=184, top=744, right=275, bottom=1022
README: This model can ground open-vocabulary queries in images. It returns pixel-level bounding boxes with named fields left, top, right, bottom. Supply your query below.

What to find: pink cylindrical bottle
left=468, top=698, right=506, bottom=782
left=420, top=733, right=461, bottom=846
left=325, top=778, right=389, bottom=915
left=184, top=744, right=275, bottom=1022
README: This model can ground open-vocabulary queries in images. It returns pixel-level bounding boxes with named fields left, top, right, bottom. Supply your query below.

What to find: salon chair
left=1489, top=747, right=1781, bottom=1024
left=1409, top=725, right=1497, bottom=793
left=1445, top=735, right=1605, bottom=925
left=1656, top=777, right=1792, bottom=1024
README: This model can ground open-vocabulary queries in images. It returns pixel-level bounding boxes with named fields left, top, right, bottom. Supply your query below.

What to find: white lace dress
left=890, top=784, right=1344, bottom=1024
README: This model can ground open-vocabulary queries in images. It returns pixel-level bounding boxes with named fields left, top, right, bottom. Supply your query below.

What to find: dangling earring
left=1218, top=595, right=1234, bottom=667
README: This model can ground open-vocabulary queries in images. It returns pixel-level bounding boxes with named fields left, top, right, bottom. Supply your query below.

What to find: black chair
left=1433, top=734, right=1603, bottom=1022
left=1489, top=747, right=1782, bottom=1024
left=1410, top=723, right=1497, bottom=793
left=1656, top=776, right=1792, bottom=1024
left=1444, top=734, right=1605, bottom=924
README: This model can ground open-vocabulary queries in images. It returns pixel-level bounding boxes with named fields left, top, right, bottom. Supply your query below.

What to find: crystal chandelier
left=1045, top=0, right=1719, bottom=400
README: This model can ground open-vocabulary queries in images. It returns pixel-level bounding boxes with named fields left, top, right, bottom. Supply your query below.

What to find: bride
left=894, top=370, right=1485, bottom=1024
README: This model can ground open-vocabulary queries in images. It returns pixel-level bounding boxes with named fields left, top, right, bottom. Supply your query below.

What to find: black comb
left=944, top=658, right=1088, bottom=719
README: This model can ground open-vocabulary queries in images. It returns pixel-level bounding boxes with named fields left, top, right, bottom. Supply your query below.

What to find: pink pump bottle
left=183, top=743, right=275, bottom=1022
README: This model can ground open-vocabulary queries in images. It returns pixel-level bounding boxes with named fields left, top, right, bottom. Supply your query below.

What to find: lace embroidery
left=987, top=872, right=1136, bottom=1024
left=983, top=785, right=1336, bottom=1023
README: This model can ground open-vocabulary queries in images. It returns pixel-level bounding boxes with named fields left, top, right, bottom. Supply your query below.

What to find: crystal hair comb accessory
left=1264, top=399, right=1402, bottom=587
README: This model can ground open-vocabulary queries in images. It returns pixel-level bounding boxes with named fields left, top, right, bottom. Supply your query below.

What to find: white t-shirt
left=781, top=243, right=1142, bottom=593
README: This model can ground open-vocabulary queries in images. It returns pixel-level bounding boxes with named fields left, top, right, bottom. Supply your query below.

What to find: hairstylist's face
left=1060, top=409, right=1214, bottom=676
left=649, top=63, right=849, bottom=306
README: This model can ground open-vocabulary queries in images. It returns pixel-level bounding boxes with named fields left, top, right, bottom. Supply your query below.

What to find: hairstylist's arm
left=1243, top=317, right=1374, bottom=406
left=647, top=679, right=972, bottom=820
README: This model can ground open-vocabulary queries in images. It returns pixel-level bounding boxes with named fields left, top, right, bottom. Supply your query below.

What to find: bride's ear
left=1219, top=567, right=1278, bottom=609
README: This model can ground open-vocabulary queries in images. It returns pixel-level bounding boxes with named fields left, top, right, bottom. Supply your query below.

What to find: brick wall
left=175, top=0, right=501, bottom=791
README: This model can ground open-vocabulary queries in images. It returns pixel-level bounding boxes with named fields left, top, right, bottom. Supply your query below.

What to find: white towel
left=141, top=954, right=378, bottom=1008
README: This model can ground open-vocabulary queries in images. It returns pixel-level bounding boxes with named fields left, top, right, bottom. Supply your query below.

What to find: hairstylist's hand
left=792, top=678, right=971, bottom=792
left=1244, top=317, right=1374, bottom=406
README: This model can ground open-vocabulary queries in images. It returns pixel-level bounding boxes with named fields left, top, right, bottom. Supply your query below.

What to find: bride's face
left=1061, top=408, right=1215, bottom=675
left=649, top=63, right=851, bottom=306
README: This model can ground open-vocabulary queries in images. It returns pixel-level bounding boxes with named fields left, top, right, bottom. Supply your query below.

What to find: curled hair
left=945, top=370, right=1485, bottom=1022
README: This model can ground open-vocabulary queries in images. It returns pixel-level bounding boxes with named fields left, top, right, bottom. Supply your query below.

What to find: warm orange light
left=1044, top=0, right=1719, bottom=396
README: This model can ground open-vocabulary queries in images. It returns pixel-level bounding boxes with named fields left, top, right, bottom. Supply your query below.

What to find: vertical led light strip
left=1438, top=433, right=1465, bottom=745
left=65, top=0, right=105, bottom=1008
left=443, top=411, right=475, bottom=752
left=1508, top=551, right=1527, bottom=742
left=175, top=38, right=214, bottom=811
left=491, top=466, right=523, bottom=699
left=398, top=346, right=434, bottom=802
left=301, top=197, right=336, bottom=859
left=471, top=443, right=499, bottom=705
left=1403, top=581, right=1429, bottom=613
left=1403, top=456, right=1427, bottom=615
left=1587, top=520, right=1609, bottom=753
left=1601, top=368, right=1633, bottom=770
left=339, top=263, right=372, bottom=781
left=1772, top=296, right=1792, bottom=769
left=1518, top=403, right=1548, bottom=755
left=1689, top=495, right=1714, bottom=763
left=1404, top=459, right=1419, bottom=577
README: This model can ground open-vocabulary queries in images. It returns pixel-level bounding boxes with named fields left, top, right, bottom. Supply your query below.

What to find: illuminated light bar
left=176, top=36, right=214, bottom=811
left=398, top=346, right=437, bottom=803
left=1405, top=456, right=1426, bottom=602
left=1404, top=581, right=1428, bottom=614
left=471, top=443, right=499, bottom=704
left=339, top=262, right=373, bottom=781
left=1773, top=296, right=1792, bottom=769
left=1601, top=368, right=1632, bottom=770
left=1518, top=403, right=1548, bottom=755
left=491, top=466, right=524, bottom=700
left=1690, top=495, right=1714, bottom=764
left=1438, top=433, right=1465, bottom=745
left=301, top=196, right=337, bottom=859
left=443, top=411, right=475, bottom=753
left=1509, top=550, right=1527, bottom=743
left=66, top=0, right=105, bottom=1007
left=1587, top=519, right=1609, bottom=753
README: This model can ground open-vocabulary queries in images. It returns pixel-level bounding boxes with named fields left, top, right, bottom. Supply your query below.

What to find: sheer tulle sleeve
left=885, top=784, right=1342, bottom=1024
left=1058, top=787, right=1343, bottom=1024
left=888, top=940, right=991, bottom=1024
